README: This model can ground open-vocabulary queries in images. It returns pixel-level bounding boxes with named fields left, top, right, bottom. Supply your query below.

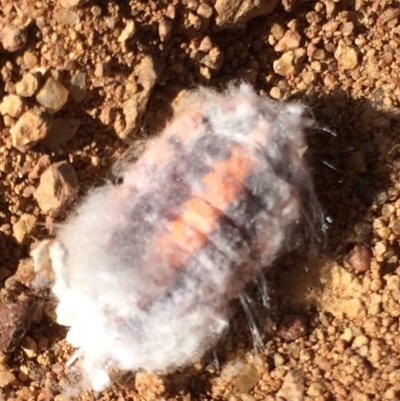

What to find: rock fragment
left=271, top=23, right=285, bottom=40
left=348, top=244, right=371, bottom=273
left=69, top=72, right=87, bottom=103
left=23, top=51, right=38, bottom=69
left=28, top=155, right=51, bottom=181
left=198, top=46, right=224, bottom=71
left=377, top=7, right=400, bottom=26
left=307, top=382, right=327, bottom=397
left=0, top=371, right=16, bottom=388
left=0, top=94, right=25, bottom=118
left=214, top=355, right=263, bottom=394
left=158, top=19, right=172, bottom=42
left=118, top=20, right=136, bottom=43
left=10, top=107, right=52, bottom=152
left=274, top=30, right=301, bottom=52
left=119, top=56, right=158, bottom=139
left=320, top=263, right=366, bottom=319
left=278, top=315, right=308, bottom=341
left=276, top=370, right=304, bottom=401
left=198, top=36, right=213, bottom=52
left=31, top=239, right=55, bottom=281
left=134, top=372, right=166, bottom=401
left=12, top=214, right=37, bottom=243
left=14, top=259, right=36, bottom=288
left=197, top=3, right=213, bottom=18
left=0, top=24, right=27, bottom=52
left=273, top=49, right=305, bottom=76
left=0, top=294, right=39, bottom=353
left=34, top=161, right=79, bottom=215
left=36, top=77, right=69, bottom=114
left=54, top=9, right=80, bottom=25
left=214, top=0, right=280, bottom=29
left=15, top=73, right=39, bottom=97
left=270, top=86, right=282, bottom=99
left=21, top=336, right=37, bottom=358
left=282, top=0, right=296, bottom=11
left=334, top=40, right=359, bottom=70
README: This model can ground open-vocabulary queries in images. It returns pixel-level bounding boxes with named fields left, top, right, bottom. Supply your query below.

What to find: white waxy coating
left=33, top=84, right=314, bottom=391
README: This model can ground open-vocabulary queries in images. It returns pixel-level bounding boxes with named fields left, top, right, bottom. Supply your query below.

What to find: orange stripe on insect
left=156, top=146, right=254, bottom=270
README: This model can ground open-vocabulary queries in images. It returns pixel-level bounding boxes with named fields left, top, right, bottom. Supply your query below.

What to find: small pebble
left=21, top=336, right=37, bottom=358
left=54, top=9, right=80, bottom=25
left=276, top=370, right=304, bottom=401
left=118, top=20, right=136, bottom=43
left=214, top=0, right=279, bottom=29
left=273, top=49, right=305, bottom=76
left=36, top=77, right=69, bottom=114
left=0, top=371, right=16, bottom=388
left=158, top=19, right=172, bottom=42
left=0, top=24, right=27, bottom=52
left=69, top=72, right=87, bottom=103
left=274, top=30, right=301, bottom=52
left=12, top=214, right=37, bottom=243
left=0, top=94, right=25, bottom=118
left=278, top=315, right=308, bottom=341
left=15, top=73, right=39, bottom=98
left=307, top=382, right=326, bottom=397
left=197, top=3, right=213, bottom=18
left=34, top=161, right=79, bottom=215
left=334, top=40, right=359, bottom=70
left=0, top=295, right=39, bottom=353
left=348, top=244, right=372, bottom=273
left=10, top=107, right=52, bottom=152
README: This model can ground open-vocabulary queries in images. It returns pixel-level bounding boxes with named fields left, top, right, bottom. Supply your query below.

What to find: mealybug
left=34, top=84, right=315, bottom=391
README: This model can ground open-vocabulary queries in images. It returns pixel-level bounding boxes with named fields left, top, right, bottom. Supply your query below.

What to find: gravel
left=1, top=0, right=400, bottom=400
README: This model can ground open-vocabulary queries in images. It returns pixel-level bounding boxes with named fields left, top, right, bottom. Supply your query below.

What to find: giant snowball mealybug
left=33, top=84, right=315, bottom=391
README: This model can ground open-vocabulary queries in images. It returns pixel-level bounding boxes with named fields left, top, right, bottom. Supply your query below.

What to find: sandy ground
left=1, top=0, right=400, bottom=400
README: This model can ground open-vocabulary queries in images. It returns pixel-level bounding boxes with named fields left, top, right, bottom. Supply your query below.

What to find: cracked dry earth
left=1, top=0, right=400, bottom=400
